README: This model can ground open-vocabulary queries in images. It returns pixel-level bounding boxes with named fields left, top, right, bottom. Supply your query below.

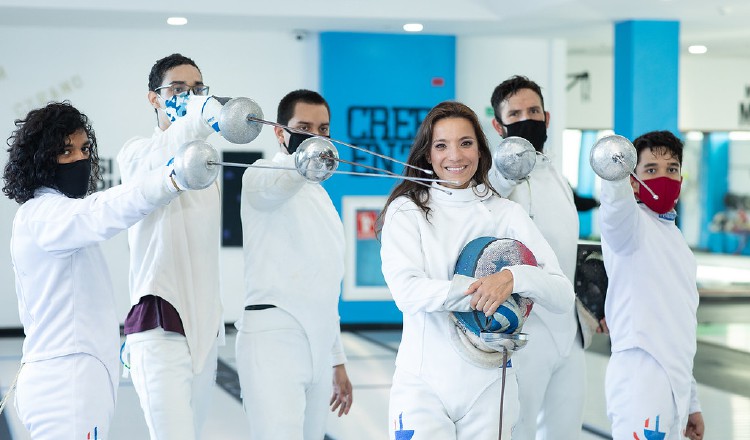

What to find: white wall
left=456, top=36, right=567, bottom=170
left=567, top=53, right=750, bottom=132
left=0, top=25, right=319, bottom=327
left=681, top=57, right=750, bottom=132
left=566, top=54, right=612, bottom=130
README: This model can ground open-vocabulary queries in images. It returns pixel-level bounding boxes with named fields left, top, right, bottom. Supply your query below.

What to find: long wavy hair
left=377, top=101, right=497, bottom=227
left=3, top=102, right=101, bottom=204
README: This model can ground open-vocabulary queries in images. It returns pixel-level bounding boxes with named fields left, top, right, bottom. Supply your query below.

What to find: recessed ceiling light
left=167, top=17, right=188, bottom=26
left=729, top=131, right=750, bottom=141
left=688, top=45, right=707, bottom=54
left=403, top=23, right=423, bottom=32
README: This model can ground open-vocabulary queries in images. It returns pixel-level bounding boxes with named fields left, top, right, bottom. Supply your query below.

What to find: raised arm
left=241, top=154, right=307, bottom=211
left=599, top=177, right=640, bottom=254
left=28, top=165, right=179, bottom=256
left=118, top=96, right=220, bottom=176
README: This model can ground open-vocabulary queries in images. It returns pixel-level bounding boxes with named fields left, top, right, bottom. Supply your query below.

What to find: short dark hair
left=632, top=130, right=684, bottom=166
left=277, top=89, right=330, bottom=125
left=490, top=75, right=545, bottom=123
left=148, top=53, right=201, bottom=92
left=3, top=102, right=101, bottom=204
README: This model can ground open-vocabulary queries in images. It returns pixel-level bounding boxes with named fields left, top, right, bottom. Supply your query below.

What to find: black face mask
left=53, top=159, right=91, bottom=198
left=503, top=119, right=548, bottom=153
left=283, top=130, right=315, bottom=154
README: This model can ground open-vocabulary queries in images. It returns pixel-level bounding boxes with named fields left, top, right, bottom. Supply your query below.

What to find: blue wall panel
left=320, top=32, right=455, bottom=323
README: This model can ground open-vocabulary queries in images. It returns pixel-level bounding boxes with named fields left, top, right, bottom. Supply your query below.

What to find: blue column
left=613, top=20, right=679, bottom=139
left=700, top=133, right=730, bottom=252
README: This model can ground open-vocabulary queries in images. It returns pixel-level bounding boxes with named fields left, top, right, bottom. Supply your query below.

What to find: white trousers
left=15, top=353, right=116, bottom=440
left=511, top=330, right=586, bottom=440
left=606, top=348, right=682, bottom=440
left=235, top=307, right=332, bottom=440
left=388, top=366, right=519, bottom=440
left=126, top=328, right=219, bottom=440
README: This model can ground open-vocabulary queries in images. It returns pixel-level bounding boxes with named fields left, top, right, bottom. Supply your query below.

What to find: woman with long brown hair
left=379, top=101, right=574, bottom=439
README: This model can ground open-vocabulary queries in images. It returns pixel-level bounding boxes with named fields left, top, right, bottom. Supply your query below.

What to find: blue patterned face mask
left=161, top=92, right=191, bottom=123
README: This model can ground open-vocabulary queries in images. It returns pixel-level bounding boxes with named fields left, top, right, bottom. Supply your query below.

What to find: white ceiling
left=1, top=0, right=749, bottom=57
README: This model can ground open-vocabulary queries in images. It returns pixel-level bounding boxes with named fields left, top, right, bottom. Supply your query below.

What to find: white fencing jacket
left=238, top=152, right=347, bottom=373
left=380, top=183, right=574, bottom=400
left=489, top=155, right=580, bottom=355
left=117, top=96, right=224, bottom=372
left=11, top=172, right=176, bottom=393
left=599, top=178, right=701, bottom=420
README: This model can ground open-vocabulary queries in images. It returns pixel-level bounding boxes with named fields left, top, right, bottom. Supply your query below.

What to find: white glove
left=139, top=159, right=182, bottom=206
left=201, top=96, right=225, bottom=133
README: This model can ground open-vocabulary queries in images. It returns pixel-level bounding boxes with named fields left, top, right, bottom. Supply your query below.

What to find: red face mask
left=635, top=176, right=682, bottom=214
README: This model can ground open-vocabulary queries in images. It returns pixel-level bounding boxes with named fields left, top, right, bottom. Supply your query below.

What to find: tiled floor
left=3, top=249, right=750, bottom=439
left=2, top=317, right=750, bottom=439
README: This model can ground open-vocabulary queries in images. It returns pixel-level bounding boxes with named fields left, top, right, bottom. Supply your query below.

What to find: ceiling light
left=729, top=131, right=750, bottom=141
left=167, top=17, right=188, bottom=26
left=688, top=45, right=707, bottom=54
left=403, top=23, right=423, bottom=32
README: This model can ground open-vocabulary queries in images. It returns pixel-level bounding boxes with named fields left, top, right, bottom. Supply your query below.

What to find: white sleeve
left=331, top=319, right=347, bottom=367
left=689, top=377, right=702, bottom=414
left=380, top=200, right=476, bottom=315
left=503, top=203, right=575, bottom=313
left=487, top=166, right=522, bottom=198
left=117, top=96, right=216, bottom=178
left=28, top=171, right=177, bottom=256
left=157, top=95, right=216, bottom=150
left=599, top=178, right=640, bottom=254
left=241, top=154, right=306, bottom=211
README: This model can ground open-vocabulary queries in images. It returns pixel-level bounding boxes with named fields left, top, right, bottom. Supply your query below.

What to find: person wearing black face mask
left=53, top=152, right=92, bottom=198
left=2, top=102, right=186, bottom=439
left=282, top=129, right=316, bottom=154
left=236, top=89, right=353, bottom=440
left=502, top=119, right=548, bottom=154
left=487, top=75, right=589, bottom=440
